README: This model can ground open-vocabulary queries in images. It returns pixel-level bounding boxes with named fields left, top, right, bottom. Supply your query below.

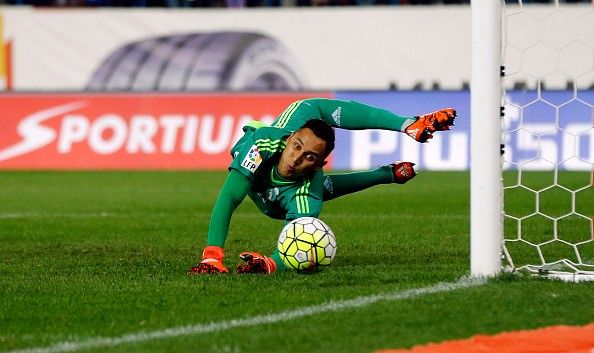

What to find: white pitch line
left=5, top=277, right=486, bottom=353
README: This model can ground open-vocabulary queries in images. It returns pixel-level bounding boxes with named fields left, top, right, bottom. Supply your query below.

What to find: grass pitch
left=0, top=171, right=592, bottom=353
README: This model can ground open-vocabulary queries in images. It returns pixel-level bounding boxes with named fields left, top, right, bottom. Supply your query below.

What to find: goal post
left=470, top=0, right=503, bottom=277
left=471, top=0, right=594, bottom=281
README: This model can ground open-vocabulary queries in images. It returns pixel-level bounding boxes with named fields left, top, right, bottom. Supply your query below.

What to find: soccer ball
left=277, top=217, right=337, bottom=272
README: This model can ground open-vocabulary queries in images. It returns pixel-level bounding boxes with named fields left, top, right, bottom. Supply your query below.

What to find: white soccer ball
left=277, top=217, right=337, bottom=272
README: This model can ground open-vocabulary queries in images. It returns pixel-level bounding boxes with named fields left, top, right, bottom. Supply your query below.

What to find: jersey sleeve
left=229, top=127, right=288, bottom=180
left=206, top=170, right=250, bottom=247
left=285, top=171, right=325, bottom=221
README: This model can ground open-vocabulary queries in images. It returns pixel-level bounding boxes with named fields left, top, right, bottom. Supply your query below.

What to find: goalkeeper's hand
left=187, top=246, right=229, bottom=274
left=391, top=161, right=416, bottom=184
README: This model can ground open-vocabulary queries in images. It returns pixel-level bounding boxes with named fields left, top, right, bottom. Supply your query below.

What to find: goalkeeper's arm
left=188, top=170, right=250, bottom=274
left=206, top=170, right=250, bottom=247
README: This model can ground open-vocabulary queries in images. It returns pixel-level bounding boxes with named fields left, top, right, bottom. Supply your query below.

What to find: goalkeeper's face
left=278, top=128, right=328, bottom=180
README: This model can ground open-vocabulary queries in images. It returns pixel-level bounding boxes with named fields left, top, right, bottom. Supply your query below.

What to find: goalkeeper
left=188, top=98, right=456, bottom=274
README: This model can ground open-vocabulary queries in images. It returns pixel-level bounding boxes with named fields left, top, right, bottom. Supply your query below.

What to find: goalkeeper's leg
left=323, top=162, right=416, bottom=201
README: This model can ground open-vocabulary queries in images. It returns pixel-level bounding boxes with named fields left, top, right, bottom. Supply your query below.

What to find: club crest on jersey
left=241, top=144, right=262, bottom=173
left=266, top=187, right=280, bottom=201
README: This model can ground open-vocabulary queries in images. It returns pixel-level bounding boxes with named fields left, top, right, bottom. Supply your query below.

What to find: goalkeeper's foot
left=236, top=252, right=277, bottom=274
left=405, top=108, right=456, bottom=143
left=391, top=161, right=416, bottom=184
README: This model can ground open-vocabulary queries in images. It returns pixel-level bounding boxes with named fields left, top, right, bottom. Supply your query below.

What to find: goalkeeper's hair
left=299, top=119, right=335, bottom=156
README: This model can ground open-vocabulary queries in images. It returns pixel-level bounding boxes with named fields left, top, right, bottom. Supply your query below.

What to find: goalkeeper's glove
left=236, top=252, right=277, bottom=274
left=391, top=161, right=417, bottom=184
left=187, top=246, right=229, bottom=274
left=405, top=108, right=456, bottom=143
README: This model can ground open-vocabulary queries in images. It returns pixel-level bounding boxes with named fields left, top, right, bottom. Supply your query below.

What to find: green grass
left=0, top=171, right=592, bottom=353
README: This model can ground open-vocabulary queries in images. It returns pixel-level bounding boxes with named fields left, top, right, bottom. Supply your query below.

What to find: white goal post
left=470, top=0, right=503, bottom=277
left=471, top=0, right=594, bottom=281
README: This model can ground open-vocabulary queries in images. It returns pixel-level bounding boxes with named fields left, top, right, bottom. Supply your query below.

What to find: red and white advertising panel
left=0, top=93, right=331, bottom=170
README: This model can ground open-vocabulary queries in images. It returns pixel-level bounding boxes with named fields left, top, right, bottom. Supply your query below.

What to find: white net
left=502, top=1, right=594, bottom=280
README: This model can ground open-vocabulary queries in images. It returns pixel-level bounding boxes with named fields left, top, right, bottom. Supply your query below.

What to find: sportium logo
left=0, top=101, right=87, bottom=162
left=0, top=95, right=287, bottom=169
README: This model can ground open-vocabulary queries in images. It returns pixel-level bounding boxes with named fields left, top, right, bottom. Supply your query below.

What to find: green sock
left=323, top=166, right=394, bottom=201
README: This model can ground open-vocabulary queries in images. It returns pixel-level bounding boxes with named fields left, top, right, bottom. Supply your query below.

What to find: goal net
left=501, top=1, right=594, bottom=281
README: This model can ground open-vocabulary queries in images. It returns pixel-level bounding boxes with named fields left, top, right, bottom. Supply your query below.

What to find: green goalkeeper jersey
left=229, top=125, right=325, bottom=220
left=205, top=97, right=414, bottom=248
